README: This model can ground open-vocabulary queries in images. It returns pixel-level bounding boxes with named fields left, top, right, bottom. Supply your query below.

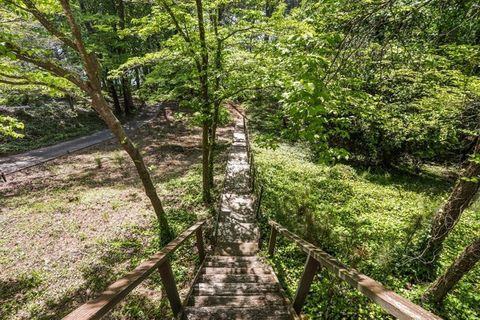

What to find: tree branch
left=0, top=71, right=89, bottom=102
left=160, top=0, right=202, bottom=72
left=6, top=42, right=88, bottom=92
left=17, top=0, right=79, bottom=52
left=220, top=26, right=256, bottom=42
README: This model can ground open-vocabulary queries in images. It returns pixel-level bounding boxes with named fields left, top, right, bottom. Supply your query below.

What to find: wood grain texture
left=268, top=219, right=442, bottom=320
left=63, top=219, right=209, bottom=320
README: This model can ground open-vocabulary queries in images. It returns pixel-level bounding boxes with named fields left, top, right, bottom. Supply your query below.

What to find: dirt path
left=0, top=106, right=161, bottom=177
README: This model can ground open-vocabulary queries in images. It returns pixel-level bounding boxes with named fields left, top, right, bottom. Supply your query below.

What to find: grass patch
left=255, top=144, right=479, bottom=319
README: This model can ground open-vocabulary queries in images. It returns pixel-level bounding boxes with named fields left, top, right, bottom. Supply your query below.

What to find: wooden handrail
left=64, top=219, right=210, bottom=320
left=267, top=220, right=442, bottom=320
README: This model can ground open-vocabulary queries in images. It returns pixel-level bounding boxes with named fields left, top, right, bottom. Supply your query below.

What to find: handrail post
left=293, top=253, right=320, bottom=315
left=255, top=185, right=264, bottom=220
left=268, top=226, right=278, bottom=256
left=196, top=226, right=205, bottom=262
left=158, top=259, right=182, bottom=317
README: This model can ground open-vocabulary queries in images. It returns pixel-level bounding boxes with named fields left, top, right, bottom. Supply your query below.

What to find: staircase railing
left=267, top=219, right=441, bottom=320
left=63, top=219, right=210, bottom=320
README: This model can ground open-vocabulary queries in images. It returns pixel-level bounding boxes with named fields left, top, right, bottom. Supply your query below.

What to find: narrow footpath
left=183, top=119, right=297, bottom=319
left=0, top=106, right=160, bottom=176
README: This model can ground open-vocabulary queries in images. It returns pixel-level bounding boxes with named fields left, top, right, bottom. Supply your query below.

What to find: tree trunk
left=135, top=68, right=141, bottom=90
left=108, top=81, right=123, bottom=116
left=78, top=0, right=94, bottom=33
left=195, top=0, right=212, bottom=204
left=422, top=238, right=480, bottom=304
left=208, top=6, right=223, bottom=188
left=59, top=0, right=173, bottom=243
left=419, top=140, right=480, bottom=278
left=116, top=0, right=134, bottom=116
left=121, top=76, right=134, bottom=115
left=89, top=90, right=173, bottom=243
left=66, top=95, right=74, bottom=110
left=208, top=100, right=220, bottom=187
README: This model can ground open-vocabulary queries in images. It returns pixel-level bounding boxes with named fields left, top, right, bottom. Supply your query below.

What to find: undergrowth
left=255, top=144, right=479, bottom=319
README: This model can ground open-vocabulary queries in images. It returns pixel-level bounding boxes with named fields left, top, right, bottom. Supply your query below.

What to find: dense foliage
left=232, top=1, right=480, bottom=167
left=255, top=144, right=479, bottom=319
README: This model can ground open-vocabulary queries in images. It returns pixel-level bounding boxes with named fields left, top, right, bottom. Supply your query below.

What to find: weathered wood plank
left=196, top=226, right=205, bottom=262
left=292, top=254, right=320, bottom=314
left=268, top=220, right=442, bottom=320
left=268, top=227, right=278, bottom=257
left=158, top=258, right=183, bottom=316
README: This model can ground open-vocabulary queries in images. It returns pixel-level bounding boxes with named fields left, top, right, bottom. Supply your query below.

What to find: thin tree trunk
left=121, top=77, right=134, bottom=115
left=59, top=0, right=173, bottom=243
left=419, top=140, right=480, bottom=278
left=66, top=95, right=74, bottom=110
left=116, top=0, right=134, bottom=116
left=208, top=6, right=223, bottom=188
left=135, top=68, right=141, bottom=90
left=78, top=0, right=94, bottom=33
left=422, top=238, right=480, bottom=304
left=90, top=91, right=172, bottom=241
left=108, top=81, right=122, bottom=116
left=195, top=0, right=212, bottom=204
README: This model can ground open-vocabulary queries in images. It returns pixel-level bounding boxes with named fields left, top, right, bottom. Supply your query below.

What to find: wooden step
left=203, top=260, right=264, bottom=268
left=182, top=306, right=293, bottom=320
left=197, top=273, right=276, bottom=284
left=219, top=212, right=256, bottom=224
left=189, top=294, right=287, bottom=307
left=233, top=131, right=246, bottom=139
left=201, top=267, right=272, bottom=275
left=229, top=153, right=249, bottom=162
left=216, top=223, right=259, bottom=243
left=206, top=256, right=260, bottom=263
left=192, top=283, right=280, bottom=296
left=214, top=242, right=259, bottom=256
left=230, top=145, right=248, bottom=153
left=225, top=162, right=250, bottom=174
left=223, top=181, right=251, bottom=195
left=220, top=194, right=255, bottom=213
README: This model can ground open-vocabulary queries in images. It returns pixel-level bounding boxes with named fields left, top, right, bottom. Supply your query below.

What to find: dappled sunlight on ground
left=0, top=111, right=233, bottom=319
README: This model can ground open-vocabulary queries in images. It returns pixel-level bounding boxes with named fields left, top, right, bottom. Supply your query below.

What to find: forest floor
left=255, top=144, right=479, bottom=320
left=0, top=110, right=233, bottom=320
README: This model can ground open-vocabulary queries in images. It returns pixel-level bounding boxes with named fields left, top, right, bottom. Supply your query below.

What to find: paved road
left=0, top=106, right=161, bottom=177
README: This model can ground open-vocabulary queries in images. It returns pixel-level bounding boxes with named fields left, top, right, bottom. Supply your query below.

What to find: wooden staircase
left=182, top=120, right=296, bottom=319
left=64, top=115, right=441, bottom=320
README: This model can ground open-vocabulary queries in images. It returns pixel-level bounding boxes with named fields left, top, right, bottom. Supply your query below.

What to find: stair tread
left=215, top=242, right=259, bottom=256
left=197, top=273, right=276, bottom=283
left=193, top=282, right=280, bottom=296
left=183, top=306, right=293, bottom=320
left=216, top=223, right=259, bottom=242
left=202, top=267, right=273, bottom=275
left=206, top=255, right=261, bottom=262
left=189, top=294, right=288, bottom=307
